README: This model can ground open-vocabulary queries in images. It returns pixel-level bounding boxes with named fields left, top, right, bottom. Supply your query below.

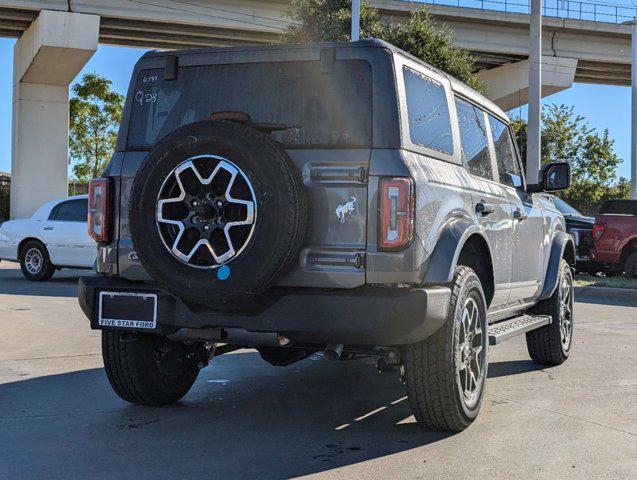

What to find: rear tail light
left=88, top=178, right=111, bottom=243
left=592, top=224, right=606, bottom=242
left=378, top=177, right=415, bottom=251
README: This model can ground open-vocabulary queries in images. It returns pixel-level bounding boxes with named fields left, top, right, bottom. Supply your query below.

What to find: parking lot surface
left=0, top=262, right=635, bottom=480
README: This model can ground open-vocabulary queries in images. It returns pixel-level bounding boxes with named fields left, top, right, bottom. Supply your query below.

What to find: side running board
left=488, top=314, right=552, bottom=345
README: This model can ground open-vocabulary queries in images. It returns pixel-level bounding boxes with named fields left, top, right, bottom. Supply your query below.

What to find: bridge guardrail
left=406, top=0, right=636, bottom=24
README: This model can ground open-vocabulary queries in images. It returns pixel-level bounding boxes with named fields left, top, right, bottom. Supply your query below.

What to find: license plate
left=98, top=291, right=157, bottom=330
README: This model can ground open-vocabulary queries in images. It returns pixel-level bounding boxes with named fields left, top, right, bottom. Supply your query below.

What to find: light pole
left=527, top=0, right=542, bottom=185
left=351, top=0, right=361, bottom=41
left=632, top=20, right=637, bottom=198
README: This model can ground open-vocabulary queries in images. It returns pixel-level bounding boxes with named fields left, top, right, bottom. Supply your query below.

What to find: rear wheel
left=526, top=259, right=574, bottom=365
left=624, top=251, right=637, bottom=278
left=102, top=331, right=201, bottom=405
left=402, top=266, right=488, bottom=431
left=19, top=240, right=55, bottom=281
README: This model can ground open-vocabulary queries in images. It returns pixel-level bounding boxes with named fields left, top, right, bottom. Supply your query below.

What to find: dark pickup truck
left=591, top=199, right=637, bottom=277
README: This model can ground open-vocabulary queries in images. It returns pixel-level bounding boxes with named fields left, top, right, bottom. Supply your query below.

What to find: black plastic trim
left=78, top=276, right=451, bottom=346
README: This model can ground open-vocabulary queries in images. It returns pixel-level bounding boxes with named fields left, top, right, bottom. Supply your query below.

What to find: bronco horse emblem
left=335, top=196, right=357, bottom=223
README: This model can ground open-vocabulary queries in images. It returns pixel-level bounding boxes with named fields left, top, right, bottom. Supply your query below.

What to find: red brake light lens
left=378, top=177, right=415, bottom=251
left=88, top=178, right=111, bottom=243
left=592, top=224, right=606, bottom=242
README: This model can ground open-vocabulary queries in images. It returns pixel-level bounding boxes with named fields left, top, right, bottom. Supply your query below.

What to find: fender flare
left=422, top=218, right=492, bottom=284
left=538, top=230, right=575, bottom=301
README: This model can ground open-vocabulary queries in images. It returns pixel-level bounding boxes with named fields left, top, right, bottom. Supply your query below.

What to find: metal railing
left=406, top=0, right=637, bottom=24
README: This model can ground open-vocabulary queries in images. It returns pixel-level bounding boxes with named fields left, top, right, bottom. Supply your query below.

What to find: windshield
left=127, top=59, right=372, bottom=149
left=551, top=196, right=582, bottom=216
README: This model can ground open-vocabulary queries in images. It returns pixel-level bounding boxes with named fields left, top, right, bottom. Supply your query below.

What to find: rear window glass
left=600, top=200, right=637, bottom=215
left=403, top=66, right=453, bottom=155
left=49, top=199, right=88, bottom=222
left=127, top=60, right=372, bottom=149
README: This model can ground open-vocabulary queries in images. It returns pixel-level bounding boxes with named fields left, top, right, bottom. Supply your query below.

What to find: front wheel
left=526, top=259, right=574, bottom=365
left=102, top=331, right=201, bottom=405
left=402, top=266, right=488, bottom=431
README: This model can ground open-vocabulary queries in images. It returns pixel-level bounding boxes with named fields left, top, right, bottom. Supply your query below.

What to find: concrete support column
left=630, top=19, right=637, bottom=199
left=526, top=0, right=542, bottom=185
left=478, top=56, right=577, bottom=111
left=10, top=10, right=99, bottom=219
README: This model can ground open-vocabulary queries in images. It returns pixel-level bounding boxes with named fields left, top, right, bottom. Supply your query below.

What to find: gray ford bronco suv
left=79, top=39, right=575, bottom=432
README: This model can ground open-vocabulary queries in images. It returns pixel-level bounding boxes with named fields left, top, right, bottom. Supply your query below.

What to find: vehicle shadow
left=1, top=351, right=454, bottom=480
left=572, top=291, right=637, bottom=307
left=0, top=265, right=90, bottom=297
left=487, top=359, right=544, bottom=378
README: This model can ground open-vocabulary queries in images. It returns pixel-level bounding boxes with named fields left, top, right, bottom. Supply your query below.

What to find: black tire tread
left=102, top=331, right=199, bottom=406
left=624, top=251, right=637, bottom=278
left=526, top=259, right=572, bottom=365
left=402, top=266, right=484, bottom=432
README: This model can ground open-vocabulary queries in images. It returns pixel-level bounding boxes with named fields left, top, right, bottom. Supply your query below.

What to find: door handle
left=475, top=202, right=495, bottom=215
left=513, top=209, right=528, bottom=221
left=43, top=226, right=55, bottom=231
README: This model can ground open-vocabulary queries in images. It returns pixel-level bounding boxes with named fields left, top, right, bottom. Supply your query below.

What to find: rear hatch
left=115, top=49, right=374, bottom=288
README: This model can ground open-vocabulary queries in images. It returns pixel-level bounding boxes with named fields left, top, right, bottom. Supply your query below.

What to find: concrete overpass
left=1, top=0, right=636, bottom=216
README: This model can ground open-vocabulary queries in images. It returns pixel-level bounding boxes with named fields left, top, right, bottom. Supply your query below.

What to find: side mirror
left=527, top=162, right=571, bottom=193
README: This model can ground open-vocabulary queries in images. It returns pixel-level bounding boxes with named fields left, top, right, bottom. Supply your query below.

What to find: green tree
left=0, top=186, right=9, bottom=221
left=284, top=0, right=485, bottom=92
left=69, top=73, right=124, bottom=181
left=284, top=0, right=380, bottom=42
left=511, top=104, right=628, bottom=214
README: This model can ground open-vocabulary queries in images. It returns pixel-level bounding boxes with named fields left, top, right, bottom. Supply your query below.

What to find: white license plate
left=98, top=291, right=157, bottom=330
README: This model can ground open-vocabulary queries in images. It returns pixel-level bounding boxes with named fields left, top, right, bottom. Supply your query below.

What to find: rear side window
left=49, top=199, right=88, bottom=222
left=403, top=67, right=453, bottom=155
left=600, top=200, right=637, bottom=215
left=127, top=60, right=372, bottom=149
left=489, top=115, right=522, bottom=188
left=455, top=97, right=493, bottom=181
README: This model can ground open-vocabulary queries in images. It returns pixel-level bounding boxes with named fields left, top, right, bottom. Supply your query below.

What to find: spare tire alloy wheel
left=129, top=121, right=307, bottom=309
left=156, top=155, right=257, bottom=268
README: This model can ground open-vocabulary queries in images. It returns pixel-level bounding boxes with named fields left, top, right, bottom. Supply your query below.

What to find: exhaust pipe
left=323, top=343, right=344, bottom=361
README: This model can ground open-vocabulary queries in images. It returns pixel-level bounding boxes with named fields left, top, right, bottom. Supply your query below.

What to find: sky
left=0, top=36, right=632, bottom=179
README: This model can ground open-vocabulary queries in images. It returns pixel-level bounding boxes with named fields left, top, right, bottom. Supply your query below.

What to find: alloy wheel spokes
left=24, top=248, right=43, bottom=275
left=456, top=297, right=485, bottom=405
left=156, top=156, right=257, bottom=268
left=559, top=274, right=574, bottom=347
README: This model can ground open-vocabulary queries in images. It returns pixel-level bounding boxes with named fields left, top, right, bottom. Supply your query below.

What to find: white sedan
left=0, top=195, right=96, bottom=281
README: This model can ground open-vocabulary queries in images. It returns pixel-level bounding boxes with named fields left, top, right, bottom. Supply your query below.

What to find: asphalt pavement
left=0, top=262, right=635, bottom=480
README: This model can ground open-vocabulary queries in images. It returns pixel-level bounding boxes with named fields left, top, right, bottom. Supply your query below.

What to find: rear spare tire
left=129, top=121, right=307, bottom=308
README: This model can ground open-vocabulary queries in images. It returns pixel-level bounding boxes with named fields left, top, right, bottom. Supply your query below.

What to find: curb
left=574, top=285, right=637, bottom=304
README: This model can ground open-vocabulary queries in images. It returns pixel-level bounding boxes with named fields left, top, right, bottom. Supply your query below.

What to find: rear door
left=455, top=96, right=512, bottom=309
left=488, top=116, right=544, bottom=302
left=40, top=198, right=95, bottom=267
left=122, top=55, right=376, bottom=287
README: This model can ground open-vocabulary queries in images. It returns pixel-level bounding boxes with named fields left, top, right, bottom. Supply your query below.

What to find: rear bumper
left=78, top=275, right=451, bottom=346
